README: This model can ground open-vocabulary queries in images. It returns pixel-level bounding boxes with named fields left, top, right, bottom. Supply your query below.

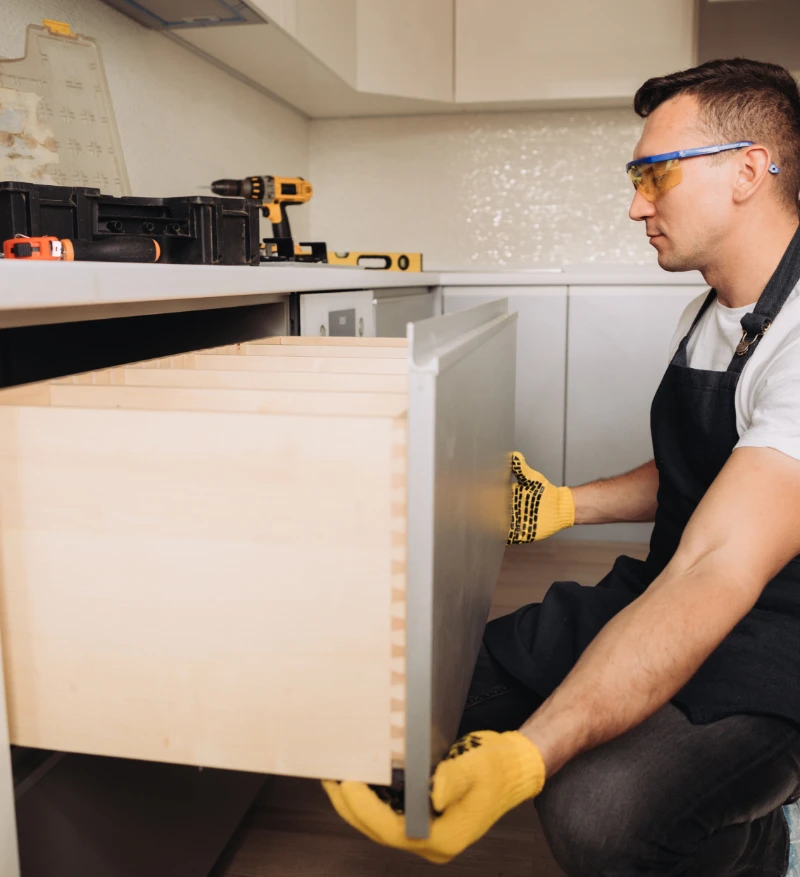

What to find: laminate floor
left=213, top=538, right=649, bottom=877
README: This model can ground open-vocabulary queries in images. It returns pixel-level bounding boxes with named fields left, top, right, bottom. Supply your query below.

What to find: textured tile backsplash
left=309, top=108, right=656, bottom=268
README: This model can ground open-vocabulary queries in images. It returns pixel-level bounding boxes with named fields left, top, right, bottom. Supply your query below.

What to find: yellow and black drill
left=210, top=175, right=313, bottom=255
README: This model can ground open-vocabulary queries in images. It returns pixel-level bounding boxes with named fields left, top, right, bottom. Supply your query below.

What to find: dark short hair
left=634, top=59, right=800, bottom=212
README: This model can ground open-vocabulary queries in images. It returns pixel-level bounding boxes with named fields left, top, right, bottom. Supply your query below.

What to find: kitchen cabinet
left=299, top=287, right=437, bottom=337
left=356, top=0, right=454, bottom=101
left=563, top=285, right=706, bottom=542
left=163, top=0, right=698, bottom=115
left=455, top=0, right=696, bottom=104
left=249, top=0, right=358, bottom=85
left=249, top=0, right=452, bottom=98
left=0, top=303, right=516, bottom=839
left=443, top=286, right=568, bottom=485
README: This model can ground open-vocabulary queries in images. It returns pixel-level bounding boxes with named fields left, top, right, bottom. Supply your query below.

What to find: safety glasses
left=626, top=141, right=780, bottom=202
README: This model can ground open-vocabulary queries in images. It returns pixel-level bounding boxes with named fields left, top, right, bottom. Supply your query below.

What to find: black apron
left=484, top=226, right=800, bottom=726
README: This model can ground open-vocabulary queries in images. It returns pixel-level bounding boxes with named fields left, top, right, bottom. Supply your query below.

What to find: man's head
left=629, top=59, right=800, bottom=272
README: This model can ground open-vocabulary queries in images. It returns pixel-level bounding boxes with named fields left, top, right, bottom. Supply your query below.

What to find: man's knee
left=535, top=757, right=662, bottom=877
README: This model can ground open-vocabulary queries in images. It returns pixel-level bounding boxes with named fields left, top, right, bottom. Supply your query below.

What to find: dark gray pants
left=458, top=645, right=800, bottom=876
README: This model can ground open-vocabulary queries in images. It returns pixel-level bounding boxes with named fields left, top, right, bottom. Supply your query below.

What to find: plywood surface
left=251, top=336, right=408, bottom=348
left=222, top=344, right=407, bottom=359
left=0, top=405, right=406, bottom=784
left=0, top=384, right=409, bottom=418
left=129, top=351, right=409, bottom=374
left=60, top=367, right=408, bottom=395
left=190, top=352, right=409, bottom=374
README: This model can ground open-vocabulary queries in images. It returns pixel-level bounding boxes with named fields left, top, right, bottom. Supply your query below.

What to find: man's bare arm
left=571, top=459, right=659, bottom=525
left=519, top=446, right=800, bottom=776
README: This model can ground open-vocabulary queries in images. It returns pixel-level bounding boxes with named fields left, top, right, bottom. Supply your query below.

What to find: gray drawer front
left=405, top=299, right=517, bottom=837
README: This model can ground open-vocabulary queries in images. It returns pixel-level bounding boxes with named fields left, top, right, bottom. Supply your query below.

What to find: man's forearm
left=571, top=459, right=659, bottom=525
left=518, top=549, right=756, bottom=777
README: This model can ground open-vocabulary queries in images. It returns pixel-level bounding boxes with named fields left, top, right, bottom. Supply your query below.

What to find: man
left=325, top=58, right=800, bottom=876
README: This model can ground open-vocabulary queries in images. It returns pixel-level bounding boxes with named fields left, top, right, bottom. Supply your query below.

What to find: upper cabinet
left=258, top=0, right=454, bottom=101
left=104, top=0, right=697, bottom=117
left=356, top=0, right=453, bottom=102
left=250, top=0, right=358, bottom=86
left=455, top=0, right=697, bottom=104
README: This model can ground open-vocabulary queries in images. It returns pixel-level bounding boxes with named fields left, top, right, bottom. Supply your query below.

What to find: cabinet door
left=564, top=285, right=706, bottom=542
left=444, top=287, right=567, bottom=484
left=295, top=0, right=358, bottom=85
left=455, top=0, right=695, bottom=103
left=356, top=0, right=454, bottom=100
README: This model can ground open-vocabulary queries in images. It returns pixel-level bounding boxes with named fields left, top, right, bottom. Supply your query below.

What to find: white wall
left=0, top=0, right=311, bottom=240
left=309, top=109, right=654, bottom=268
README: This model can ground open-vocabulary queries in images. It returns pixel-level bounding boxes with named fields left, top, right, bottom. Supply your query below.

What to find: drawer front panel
left=405, top=299, right=517, bottom=838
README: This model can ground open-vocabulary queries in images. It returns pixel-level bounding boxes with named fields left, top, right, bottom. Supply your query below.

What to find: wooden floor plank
left=214, top=539, right=649, bottom=877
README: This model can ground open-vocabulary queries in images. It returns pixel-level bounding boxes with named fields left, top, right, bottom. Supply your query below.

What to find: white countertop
left=0, top=260, right=707, bottom=329
left=436, top=266, right=707, bottom=286
left=0, top=261, right=434, bottom=328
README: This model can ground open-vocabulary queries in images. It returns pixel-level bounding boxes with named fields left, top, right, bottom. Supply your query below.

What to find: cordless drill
left=210, top=176, right=312, bottom=242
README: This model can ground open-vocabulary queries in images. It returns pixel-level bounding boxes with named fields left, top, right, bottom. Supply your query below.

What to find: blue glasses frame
left=626, top=141, right=780, bottom=175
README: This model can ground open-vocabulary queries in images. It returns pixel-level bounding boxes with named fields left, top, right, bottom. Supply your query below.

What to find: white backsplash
left=309, top=109, right=656, bottom=268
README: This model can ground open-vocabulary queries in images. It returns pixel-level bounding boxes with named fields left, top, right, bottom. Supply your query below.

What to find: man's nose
left=629, top=188, right=656, bottom=222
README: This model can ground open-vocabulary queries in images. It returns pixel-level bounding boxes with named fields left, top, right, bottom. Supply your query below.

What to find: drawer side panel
left=0, top=406, right=399, bottom=784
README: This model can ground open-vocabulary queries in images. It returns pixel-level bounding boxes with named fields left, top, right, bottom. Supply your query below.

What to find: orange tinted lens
left=629, top=159, right=682, bottom=202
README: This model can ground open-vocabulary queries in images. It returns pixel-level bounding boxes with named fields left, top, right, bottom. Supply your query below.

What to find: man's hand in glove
left=507, top=451, right=575, bottom=544
left=322, top=730, right=546, bottom=864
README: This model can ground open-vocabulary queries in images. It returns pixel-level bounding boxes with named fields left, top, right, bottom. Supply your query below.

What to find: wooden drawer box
left=0, top=301, right=516, bottom=836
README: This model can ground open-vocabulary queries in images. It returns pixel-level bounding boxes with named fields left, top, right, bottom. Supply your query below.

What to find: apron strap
left=728, top=223, right=800, bottom=373
left=671, top=289, right=717, bottom=367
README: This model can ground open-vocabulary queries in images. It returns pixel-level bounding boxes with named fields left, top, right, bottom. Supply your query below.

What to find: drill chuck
left=211, top=178, right=244, bottom=197
left=210, top=177, right=264, bottom=200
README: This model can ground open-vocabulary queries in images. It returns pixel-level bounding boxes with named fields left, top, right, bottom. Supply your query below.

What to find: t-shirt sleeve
left=735, top=334, right=800, bottom=462
left=668, top=291, right=708, bottom=362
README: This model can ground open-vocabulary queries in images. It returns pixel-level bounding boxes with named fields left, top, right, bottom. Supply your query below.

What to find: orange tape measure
left=3, top=236, right=73, bottom=260
left=3, top=235, right=160, bottom=263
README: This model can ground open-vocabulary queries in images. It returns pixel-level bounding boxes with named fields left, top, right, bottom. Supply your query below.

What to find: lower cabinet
left=564, top=285, right=706, bottom=542
left=443, top=282, right=707, bottom=544
left=299, top=287, right=437, bottom=338
left=0, top=302, right=516, bottom=840
left=443, top=286, right=568, bottom=486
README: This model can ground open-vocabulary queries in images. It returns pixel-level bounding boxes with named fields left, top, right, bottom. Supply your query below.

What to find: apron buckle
left=735, top=319, right=771, bottom=356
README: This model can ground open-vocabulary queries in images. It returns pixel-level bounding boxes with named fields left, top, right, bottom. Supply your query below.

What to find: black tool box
left=0, top=181, right=260, bottom=266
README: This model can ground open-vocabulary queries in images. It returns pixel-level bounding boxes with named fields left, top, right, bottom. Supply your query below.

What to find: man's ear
left=732, top=145, right=773, bottom=204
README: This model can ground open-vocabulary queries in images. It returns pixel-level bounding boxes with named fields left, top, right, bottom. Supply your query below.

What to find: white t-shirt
left=668, top=283, right=800, bottom=461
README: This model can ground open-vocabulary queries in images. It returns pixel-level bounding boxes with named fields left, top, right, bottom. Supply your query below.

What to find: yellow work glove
left=322, top=730, right=546, bottom=864
left=507, top=451, right=575, bottom=544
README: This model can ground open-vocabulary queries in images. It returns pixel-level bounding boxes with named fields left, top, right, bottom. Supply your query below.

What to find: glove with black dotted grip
left=322, top=730, right=546, bottom=864
left=507, top=451, right=575, bottom=544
